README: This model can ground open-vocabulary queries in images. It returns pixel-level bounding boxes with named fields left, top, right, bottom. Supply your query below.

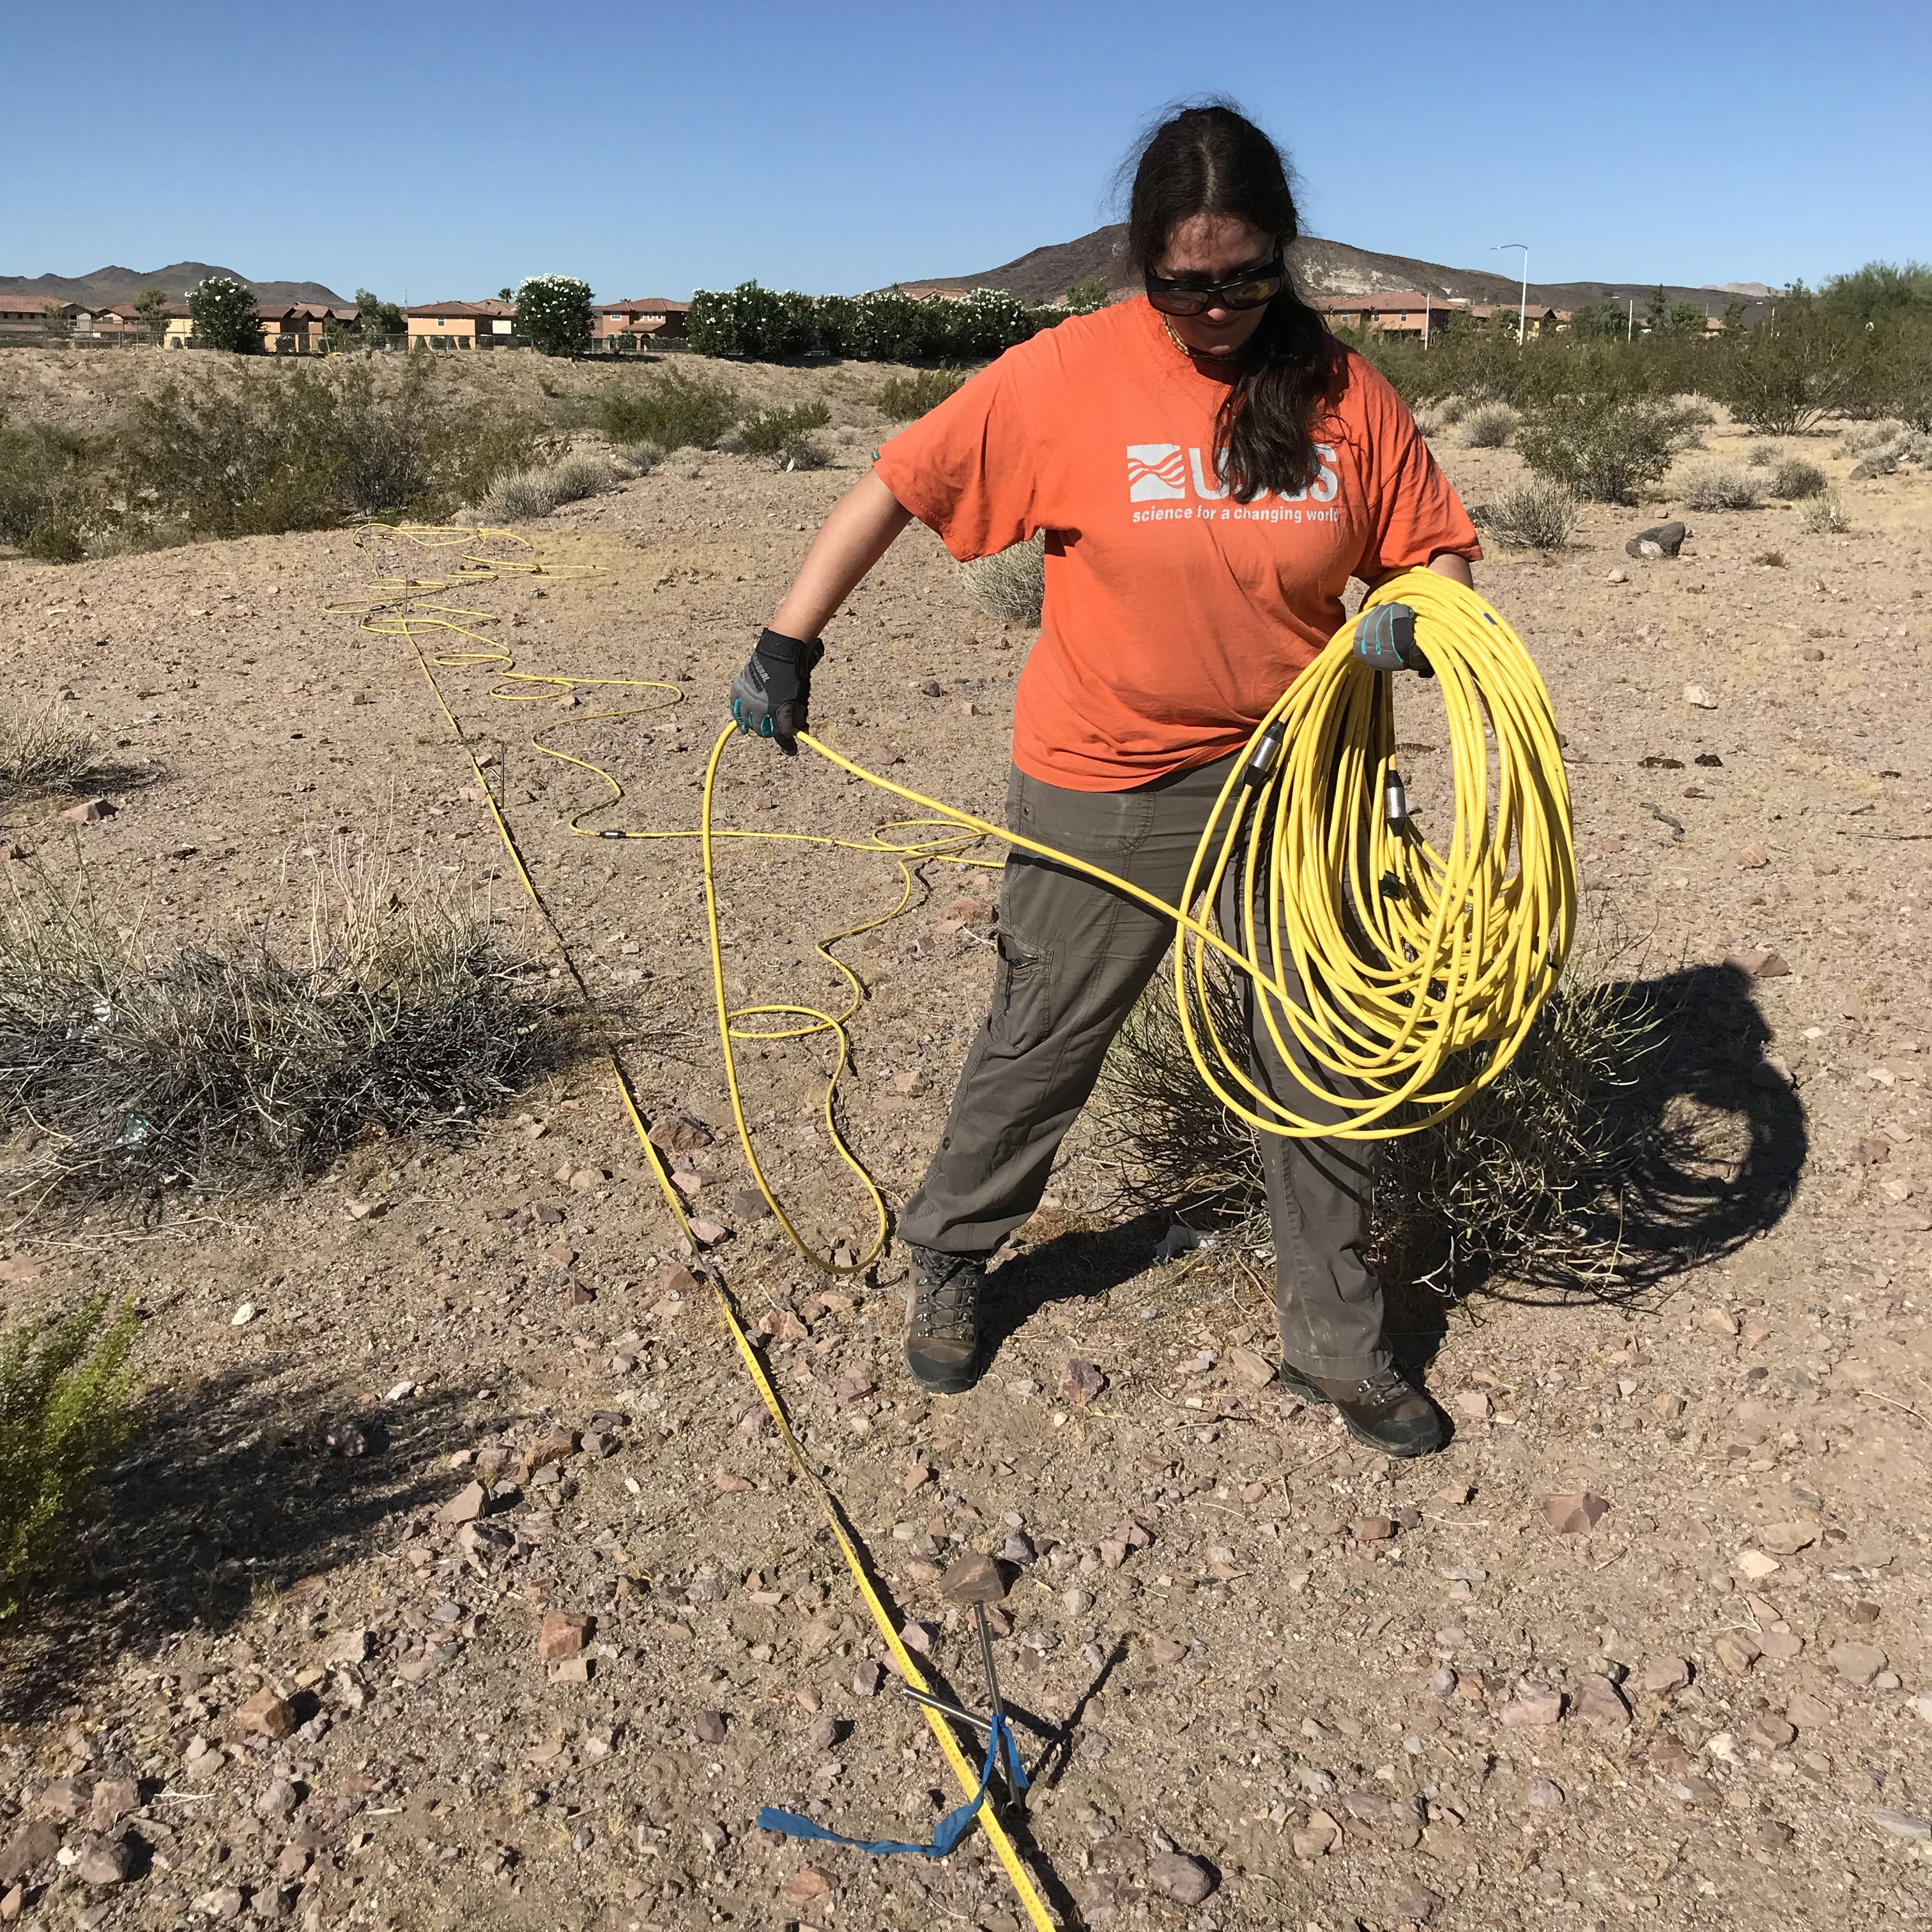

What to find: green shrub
left=1770, top=457, right=1827, bottom=499
left=595, top=367, right=740, bottom=452
left=0, top=418, right=102, bottom=561
left=1713, top=303, right=1866, bottom=433
left=187, top=275, right=259, bottom=353
left=1515, top=392, right=1706, bottom=503
left=877, top=366, right=969, bottom=420
left=1459, top=402, right=1517, bottom=448
left=1482, top=479, right=1579, bottom=551
left=1819, top=260, right=1932, bottom=325
left=1065, top=277, right=1110, bottom=314
left=967, top=532, right=1045, bottom=624
left=1, top=1294, right=140, bottom=1615
left=1683, top=468, right=1761, bottom=510
left=739, top=401, right=832, bottom=462
left=515, top=274, right=594, bottom=358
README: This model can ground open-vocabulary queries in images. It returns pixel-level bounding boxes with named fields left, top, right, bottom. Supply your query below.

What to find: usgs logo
left=1126, top=443, right=1340, bottom=505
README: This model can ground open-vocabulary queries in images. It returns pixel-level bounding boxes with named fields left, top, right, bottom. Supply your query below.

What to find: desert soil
left=0, top=346, right=1928, bottom=1932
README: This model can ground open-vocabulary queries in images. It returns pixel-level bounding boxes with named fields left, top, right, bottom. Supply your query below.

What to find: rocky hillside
left=0, top=263, right=348, bottom=307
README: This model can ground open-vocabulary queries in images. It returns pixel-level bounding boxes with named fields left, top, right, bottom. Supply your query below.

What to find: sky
left=7, top=1, right=1928, bottom=303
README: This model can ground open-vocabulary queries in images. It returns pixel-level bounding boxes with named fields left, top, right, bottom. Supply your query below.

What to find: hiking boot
left=1278, top=1361, right=1448, bottom=1459
left=903, top=1246, right=988, bottom=1394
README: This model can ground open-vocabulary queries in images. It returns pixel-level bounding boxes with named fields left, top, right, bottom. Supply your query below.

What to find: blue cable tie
left=756, top=1712, right=1028, bottom=1860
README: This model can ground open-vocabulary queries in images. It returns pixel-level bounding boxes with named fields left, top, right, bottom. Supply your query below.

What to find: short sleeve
left=1342, top=356, right=1482, bottom=579
left=871, top=353, right=1041, bottom=563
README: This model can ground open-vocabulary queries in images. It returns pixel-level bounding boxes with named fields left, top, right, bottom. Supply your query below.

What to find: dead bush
left=966, top=532, right=1045, bottom=624
left=0, top=859, right=569, bottom=1208
left=1092, top=945, right=1665, bottom=1293
left=0, top=703, right=99, bottom=804
left=1682, top=468, right=1761, bottom=510
left=1481, top=479, right=1579, bottom=551
left=1459, top=403, right=1517, bottom=448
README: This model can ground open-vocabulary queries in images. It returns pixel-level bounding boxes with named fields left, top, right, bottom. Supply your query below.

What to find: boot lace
left=910, top=1256, right=981, bottom=1342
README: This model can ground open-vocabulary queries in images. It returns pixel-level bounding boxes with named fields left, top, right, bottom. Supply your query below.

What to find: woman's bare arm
left=769, top=472, right=916, bottom=640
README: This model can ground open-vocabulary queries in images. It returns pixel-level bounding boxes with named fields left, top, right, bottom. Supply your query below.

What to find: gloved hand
left=730, top=627, right=825, bottom=754
left=1353, top=602, right=1433, bottom=677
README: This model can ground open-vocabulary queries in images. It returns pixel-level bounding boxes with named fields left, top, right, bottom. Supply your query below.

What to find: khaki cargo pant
left=899, top=752, right=1390, bottom=1382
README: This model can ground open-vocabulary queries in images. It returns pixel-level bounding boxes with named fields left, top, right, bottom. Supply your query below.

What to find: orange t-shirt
left=873, top=297, right=1480, bottom=790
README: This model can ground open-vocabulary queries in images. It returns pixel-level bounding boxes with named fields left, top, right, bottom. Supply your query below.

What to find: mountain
left=0, top=263, right=349, bottom=308
left=906, top=224, right=1770, bottom=322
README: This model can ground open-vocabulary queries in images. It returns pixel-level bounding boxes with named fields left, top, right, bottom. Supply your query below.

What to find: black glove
left=730, top=627, right=825, bottom=754
left=1353, top=601, right=1433, bottom=677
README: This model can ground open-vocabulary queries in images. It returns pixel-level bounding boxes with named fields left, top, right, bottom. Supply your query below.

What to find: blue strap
left=757, top=1713, right=1028, bottom=1860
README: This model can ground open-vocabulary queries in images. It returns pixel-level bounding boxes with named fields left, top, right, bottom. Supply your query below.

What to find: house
left=0, top=298, right=84, bottom=338
left=258, top=305, right=359, bottom=353
left=404, top=300, right=519, bottom=349
left=1309, top=292, right=1461, bottom=343
left=592, top=298, right=688, bottom=349
left=91, top=300, right=187, bottom=343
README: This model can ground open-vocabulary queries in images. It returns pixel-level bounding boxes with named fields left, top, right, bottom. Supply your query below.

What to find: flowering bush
left=187, top=276, right=259, bottom=354
left=516, top=275, right=594, bottom=358
left=687, top=281, right=1068, bottom=364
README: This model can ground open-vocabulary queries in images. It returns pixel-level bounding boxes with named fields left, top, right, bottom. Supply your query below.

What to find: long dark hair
left=1126, top=102, right=1339, bottom=503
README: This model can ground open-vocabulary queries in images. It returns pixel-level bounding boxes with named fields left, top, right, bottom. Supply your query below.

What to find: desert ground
left=0, top=344, right=1928, bottom=1932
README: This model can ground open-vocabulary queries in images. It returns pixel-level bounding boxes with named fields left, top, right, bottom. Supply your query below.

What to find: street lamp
left=1492, top=243, right=1529, bottom=349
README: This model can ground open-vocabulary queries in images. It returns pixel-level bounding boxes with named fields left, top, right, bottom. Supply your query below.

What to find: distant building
left=0, top=298, right=86, bottom=337
left=403, top=300, right=519, bottom=349
left=591, top=298, right=689, bottom=350
left=1308, top=292, right=1449, bottom=342
left=258, top=304, right=359, bottom=353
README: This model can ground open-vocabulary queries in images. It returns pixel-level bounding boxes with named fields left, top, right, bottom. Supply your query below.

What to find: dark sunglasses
left=1144, top=254, right=1287, bottom=317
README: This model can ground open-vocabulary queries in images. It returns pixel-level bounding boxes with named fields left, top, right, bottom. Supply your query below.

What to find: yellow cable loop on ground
left=340, top=526, right=1057, bottom=1931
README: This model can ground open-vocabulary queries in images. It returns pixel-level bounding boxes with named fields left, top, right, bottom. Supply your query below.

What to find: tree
left=497, top=287, right=515, bottom=302
left=188, top=275, right=260, bottom=353
left=1567, top=298, right=1628, bottom=341
left=1820, top=260, right=1932, bottom=325
left=1064, top=277, right=1110, bottom=314
left=1713, top=300, right=1867, bottom=434
left=514, top=275, right=594, bottom=357
left=355, top=289, right=404, bottom=342
left=132, top=288, right=169, bottom=344
left=40, top=303, right=73, bottom=342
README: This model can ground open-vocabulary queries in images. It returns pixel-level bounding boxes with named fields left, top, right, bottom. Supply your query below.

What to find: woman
left=730, top=103, right=1479, bottom=1457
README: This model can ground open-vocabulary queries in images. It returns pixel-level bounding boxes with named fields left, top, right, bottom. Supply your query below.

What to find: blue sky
left=8, top=1, right=1927, bottom=301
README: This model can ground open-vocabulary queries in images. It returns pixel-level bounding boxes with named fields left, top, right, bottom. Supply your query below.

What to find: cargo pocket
left=989, top=924, right=1052, bottom=1056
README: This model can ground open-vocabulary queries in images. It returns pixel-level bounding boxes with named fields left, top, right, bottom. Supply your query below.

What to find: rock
left=1683, top=684, right=1719, bottom=710
left=1499, top=1690, right=1563, bottom=1728
left=0, top=1820, right=61, bottom=1887
left=1354, top=1515, right=1395, bottom=1542
left=1630, top=521, right=1687, bottom=557
left=1628, top=537, right=1665, bottom=559
left=1395, top=1888, right=1443, bottom=1923
left=1293, top=1809, right=1340, bottom=1859
left=522, top=1427, right=578, bottom=1475
left=691, top=1710, right=728, bottom=1745
left=1649, top=1736, right=1692, bottom=1777
left=1145, top=1635, right=1191, bottom=1666
left=1429, top=1666, right=1458, bottom=1699
left=807, top=1715, right=844, bottom=1751
left=191, top=1887, right=246, bottom=1920
left=1802, top=645, right=1825, bottom=662
left=1452, top=1389, right=1491, bottom=1421
left=1228, top=1346, right=1275, bottom=1388
left=1147, top=1848, right=1216, bottom=1905
left=61, top=797, right=117, bottom=824
left=939, top=1551, right=1006, bottom=1605
left=1759, top=1630, right=1805, bottom=1660
left=899, top=1620, right=936, bottom=1656
left=36, top=1779, right=88, bottom=1820
left=73, top=1834, right=137, bottom=1886
left=236, top=1689, right=297, bottom=1740
left=1062, top=1587, right=1094, bottom=1616
left=537, top=1611, right=591, bottom=1660
left=1001, top=1530, right=1036, bottom=1564
left=231, top=1300, right=257, bottom=1326
left=1736, top=1549, right=1781, bottom=1581
left=1057, top=1359, right=1108, bottom=1406
left=275, top=1844, right=311, bottom=1882
left=1526, top=1776, right=1565, bottom=1810
left=1698, top=1306, right=1740, bottom=1337
left=1787, top=1690, right=1834, bottom=1730
left=1606, top=568, right=1629, bottom=585
left=1869, top=1810, right=1931, bottom=1840
left=1653, top=1392, right=1687, bottom=1420
left=1574, top=1673, right=1632, bottom=1730
left=254, top=1779, right=299, bottom=1820
left=1759, top=1522, right=1818, bottom=1556
left=1828, top=1641, right=1887, bottom=1687
left=436, top=1481, right=487, bottom=1526
left=687, top=1216, right=729, bottom=1247
left=1641, top=1655, right=1692, bottom=1694
left=1538, top=1492, right=1609, bottom=1535
left=1911, top=1691, right=1932, bottom=1727
left=648, top=1113, right=714, bottom=1154
left=779, top=1866, right=831, bottom=1906
left=1741, top=843, right=1769, bottom=868
left=1745, top=1712, right=1797, bottom=1751
left=1713, top=1634, right=1761, bottom=1675
left=1726, top=949, right=1790, bottom=979
left=322, top=1419, right=367, bottom=1458
left=852, top=1660, right=882, bottom=1698
left=0, top=1884, right=19, bottom=1922
left=87, top=1780, right=138, bottom=1830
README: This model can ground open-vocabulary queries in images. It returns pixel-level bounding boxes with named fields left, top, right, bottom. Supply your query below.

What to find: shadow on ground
left=1, top=1360, right=486, bottom=1726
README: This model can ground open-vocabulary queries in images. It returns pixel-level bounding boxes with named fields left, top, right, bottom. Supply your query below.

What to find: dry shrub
left=1682, top=467, right=1761, bottom=510
left=1482, top=479, right=1579, bottom=551
left=1841, top=418, right=1903, bottom=454
left=1, top=1293, right=139, bottom=1615
left=0, top=703, right=98, bottom=804
left=594, top=367, right=740, bottom=452
left=1459, top=403, right=1518, bottom=448
left=1745, top=441, right=1780, bottom=468
left=477, top=452, right=617, bottom=522
left=876, top=367, right=969, bottom=420
left=1437, top=396, right=1469, bottom=426
left=1770, top=457, right=1827, bottom=499
left=1802, top=494, right=1850, bottom=533
left=0, top=859, right=567, bottom=1208
left=967, top=531, right=1045, bottom=624
left=739, top=401, right=832, bottom=468
left=1092, top=946, right=1664, bottom=1294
